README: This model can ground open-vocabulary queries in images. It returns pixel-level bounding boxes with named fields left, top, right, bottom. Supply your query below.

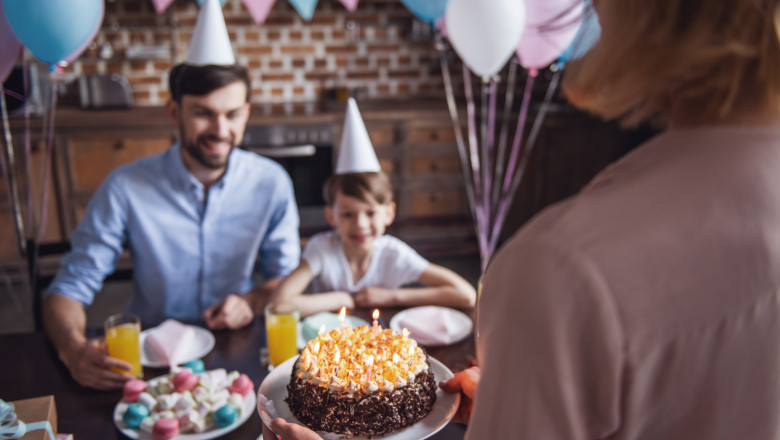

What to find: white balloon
left=445, top=0, right=526, bottom=78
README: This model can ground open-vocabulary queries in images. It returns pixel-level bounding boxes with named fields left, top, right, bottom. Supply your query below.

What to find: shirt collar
left=166, top=142, right=235, bottom=191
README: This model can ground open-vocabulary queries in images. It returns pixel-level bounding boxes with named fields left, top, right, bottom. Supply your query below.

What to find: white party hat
left=185, top=0, right=235, bottom=66
left=335, top=98, right=381, bottom=174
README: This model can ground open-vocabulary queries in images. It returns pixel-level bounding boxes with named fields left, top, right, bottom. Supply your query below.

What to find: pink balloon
left=515, top=0, right=583, bottom=70
left=63, top=0, right=104, bottom=64
left=0, top=2, right=21, bottom=82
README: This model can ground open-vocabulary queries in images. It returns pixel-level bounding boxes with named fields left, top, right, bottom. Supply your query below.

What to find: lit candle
left=402, top=328, right=409, bottom=339
left=339, top=307, right=346, bottom=334
left=372, top=309, right=380, bottom=337
left=333, top=349, right=340, bottom=378
left=318, top=324, right=326, bottom=336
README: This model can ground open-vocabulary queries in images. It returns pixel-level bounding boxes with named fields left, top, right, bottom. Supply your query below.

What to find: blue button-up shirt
left=46, top=143, right=301, bottom=326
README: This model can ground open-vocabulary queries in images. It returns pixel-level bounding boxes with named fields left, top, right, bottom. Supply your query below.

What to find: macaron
left=228, top=373, right=254, bottom=397
left=122, top=403, right=149, bottom=429
left=123, top=379, right=147, bottom=402
left=152, top=417, right=180, bottom=440
left=214, top=404, right=237, bottom=428
left=173, top=370, right=199, bottom=393
left=183, top=359, right=206, bottom=374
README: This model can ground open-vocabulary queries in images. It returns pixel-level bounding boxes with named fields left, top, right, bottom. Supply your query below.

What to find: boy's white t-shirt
left=303, top=230, right=430, bottom=293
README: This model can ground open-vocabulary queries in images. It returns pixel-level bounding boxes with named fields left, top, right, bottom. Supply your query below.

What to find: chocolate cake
left=286, top=324, right=436, bottom=437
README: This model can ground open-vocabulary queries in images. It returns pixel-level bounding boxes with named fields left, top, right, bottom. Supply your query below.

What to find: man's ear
left=325, top=205, right=337, bottom=227
left=165, top=99, right=179, bottom=124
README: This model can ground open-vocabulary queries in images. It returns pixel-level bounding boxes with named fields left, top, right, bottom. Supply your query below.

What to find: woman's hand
left=262, top=418, right=323, bottom=440
left=439, top=366, right=481, bottom=425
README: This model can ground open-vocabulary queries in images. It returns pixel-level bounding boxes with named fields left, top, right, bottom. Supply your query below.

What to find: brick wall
left=70, top=0, right=449, bottom=109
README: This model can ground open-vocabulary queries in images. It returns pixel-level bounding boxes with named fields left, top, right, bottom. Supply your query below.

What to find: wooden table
left=0, top=308, right=474, bottom=439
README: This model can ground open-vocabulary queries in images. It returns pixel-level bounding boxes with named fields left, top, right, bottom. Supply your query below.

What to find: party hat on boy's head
left=186, top=0, right=235, bottom=66
left=335, top=97, right=381, bottom=174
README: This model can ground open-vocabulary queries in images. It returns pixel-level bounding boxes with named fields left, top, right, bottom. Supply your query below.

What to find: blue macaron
left=122, top=403, right=149, bottom=429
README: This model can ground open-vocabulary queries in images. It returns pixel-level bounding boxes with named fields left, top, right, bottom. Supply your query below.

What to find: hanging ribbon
left=0, top=399, right=55, bottom=440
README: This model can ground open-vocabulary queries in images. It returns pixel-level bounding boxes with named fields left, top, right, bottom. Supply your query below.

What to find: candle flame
left=339, top=307, right=346, bottom=323
left=393, top=353, right=400, bottom=364
left=334, top=349, right=340, bottom=364
left=372, top=309, right=379, bottom=320
left=366, top=355, right=374, bottom=368
left=318, top=324, right=326, bottom=335
left=402, top=328, right=409, bottom=338
left=408, top=344, right=414, bottom=356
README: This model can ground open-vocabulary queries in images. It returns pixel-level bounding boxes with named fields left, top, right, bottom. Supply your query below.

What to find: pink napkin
left=397, top=307, right=464, bottom=346
left=144, top=319, right=196, bottom=366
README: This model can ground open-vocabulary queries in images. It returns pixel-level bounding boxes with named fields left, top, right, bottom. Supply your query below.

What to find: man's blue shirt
left=46, top=143, right=301, bottom=326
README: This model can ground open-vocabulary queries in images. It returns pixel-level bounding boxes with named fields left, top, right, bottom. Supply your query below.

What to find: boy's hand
left=353, top=286, right=394, bottom=307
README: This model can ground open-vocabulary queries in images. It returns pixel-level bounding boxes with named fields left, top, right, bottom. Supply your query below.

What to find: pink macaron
left=152, top=417, right=179, bottom=440
left=173, top=370, right=199, bottom=393
left=228, top=373, right=254, bottom=397
left=123, top=379, right=147, bottom=402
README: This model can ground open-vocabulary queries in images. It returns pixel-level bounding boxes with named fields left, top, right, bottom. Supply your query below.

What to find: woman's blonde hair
left=563, top=0, right=780, bottom=127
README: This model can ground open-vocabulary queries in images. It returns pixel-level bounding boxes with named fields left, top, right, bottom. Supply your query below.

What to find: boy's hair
left=323, top=172, right=393, bottom=206
left=563, top=0, right=780, bottom=127
left=168, top=64, right=251, bottom=103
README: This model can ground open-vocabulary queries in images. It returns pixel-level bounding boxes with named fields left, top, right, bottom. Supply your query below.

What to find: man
left=43, top=0, right=300, bottom=390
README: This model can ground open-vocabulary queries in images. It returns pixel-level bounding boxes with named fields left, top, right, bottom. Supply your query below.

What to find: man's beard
left=180, top=126, right=236, bottom=170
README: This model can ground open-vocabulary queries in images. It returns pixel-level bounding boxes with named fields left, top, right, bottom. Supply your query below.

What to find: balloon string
left=478, top=80, right=490, bottom=238
left=22, top=52, right=34, bottom=241
left=499, top=70, right=536, bottom=201
left=435, top=34, right=479, bottom=258
left=462, top=64, right=488, bottom=266
left=0, top=87, right=26, bottom=260
left=36, top=83, right=58, bottom=244
left=485, top=78, right=498, bottom=223
left=489, top=69, right=561, bottom=255
left=491, top=60, right=518, bottom=213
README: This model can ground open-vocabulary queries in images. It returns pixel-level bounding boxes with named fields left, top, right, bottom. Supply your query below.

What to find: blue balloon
left=3, top=0, right=104, bottom=66
left=401, top=0, right=450, bottom=23
left=558, top=1, right=601, bottom=64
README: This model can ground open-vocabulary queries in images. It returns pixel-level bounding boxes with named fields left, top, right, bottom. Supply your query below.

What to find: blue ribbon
left=0, top=399, right=55, bottom=440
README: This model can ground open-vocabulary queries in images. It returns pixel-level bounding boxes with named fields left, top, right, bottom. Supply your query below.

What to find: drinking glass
left=104, top=313, right=143, bottom=378
left=265, top=304, right=299, bottom=367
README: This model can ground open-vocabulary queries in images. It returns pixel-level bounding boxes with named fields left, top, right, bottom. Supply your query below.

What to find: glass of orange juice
left=265, top=304, right=299, bottom=367
left=104, top=313, right=143, bottom=378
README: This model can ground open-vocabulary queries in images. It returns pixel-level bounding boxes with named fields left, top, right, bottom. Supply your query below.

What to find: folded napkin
left=397, top=307, right=465, bottom=346
left=144, top=319, right=196, bottom=366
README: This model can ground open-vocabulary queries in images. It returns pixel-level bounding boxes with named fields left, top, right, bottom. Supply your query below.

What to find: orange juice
left=266, top=313, right=299, bottom=367
left=105, top=322, right=143, bottom=377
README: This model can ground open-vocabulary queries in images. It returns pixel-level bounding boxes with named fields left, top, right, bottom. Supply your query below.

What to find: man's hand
left=439, top=366, right=481, bottom=425
left=353, top=286, right=394, bottom=307
left=61, top=338, right=134, bottom=390
left=203, top=294, right=254, bottom=330
left=263, top=418, right=323, bottom=440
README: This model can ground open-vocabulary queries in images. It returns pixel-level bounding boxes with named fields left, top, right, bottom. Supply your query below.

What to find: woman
left=267, top=0, right=780, bottom=438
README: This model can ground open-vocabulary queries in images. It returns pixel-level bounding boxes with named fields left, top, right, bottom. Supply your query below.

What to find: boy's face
left=325, top=191, right=395, bottom=250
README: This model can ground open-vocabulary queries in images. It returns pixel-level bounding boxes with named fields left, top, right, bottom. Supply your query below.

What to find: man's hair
left=563, top=0, right=780, bottom=127
left=168, top=64, right=251, bottom=103
left=323, top=172, right=393, bottom=206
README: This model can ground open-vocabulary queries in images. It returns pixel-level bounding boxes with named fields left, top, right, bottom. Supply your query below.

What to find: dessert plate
left=139, top=325, right=215, bottom=367
left=389, top=306, right=473, bottom=346
left=296, top=313, right=369, bottom=349
left=258, top=355, right=460, bottom=440
left=113, top=373, right=256, bottom=439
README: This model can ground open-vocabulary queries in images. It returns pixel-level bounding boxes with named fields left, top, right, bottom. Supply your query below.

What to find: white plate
left=140, top=325, right=215, bottom=367
left=296, top=314, right=370, bottom=349
left=113, top=373, right=256, bottom=439
left=389, top=306, right=473, bottom=347
left=258, top=355, right=459, bottom=440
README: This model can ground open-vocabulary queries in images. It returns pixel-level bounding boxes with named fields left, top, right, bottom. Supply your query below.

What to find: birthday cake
left=286, top=324, right=436, bottom=437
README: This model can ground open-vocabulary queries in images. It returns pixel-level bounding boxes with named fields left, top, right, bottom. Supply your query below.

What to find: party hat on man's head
left=335, top=97, right=381, bottom=174
left=186, top=0, right=235, bottom=66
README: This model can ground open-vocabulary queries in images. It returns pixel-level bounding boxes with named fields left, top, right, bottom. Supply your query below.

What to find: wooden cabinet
left=60, top=134, right=172, bottom=231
